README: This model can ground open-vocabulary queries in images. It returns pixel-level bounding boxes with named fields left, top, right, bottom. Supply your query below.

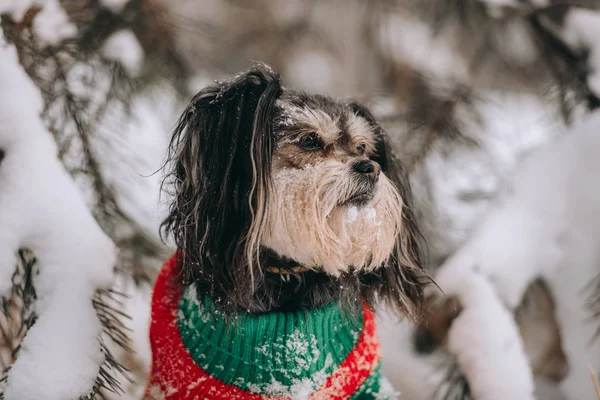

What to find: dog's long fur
left=161, top=64, right=425, bottom=317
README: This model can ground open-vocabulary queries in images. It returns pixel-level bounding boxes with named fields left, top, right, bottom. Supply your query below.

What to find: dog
left=144, top=64, right=426, bottom=400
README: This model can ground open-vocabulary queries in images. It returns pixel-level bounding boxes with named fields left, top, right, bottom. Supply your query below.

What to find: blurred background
left=1, top=0, right=600, bottom=399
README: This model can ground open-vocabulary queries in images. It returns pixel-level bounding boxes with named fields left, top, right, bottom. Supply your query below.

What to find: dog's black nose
left=353, top=160, right=380, bottom=176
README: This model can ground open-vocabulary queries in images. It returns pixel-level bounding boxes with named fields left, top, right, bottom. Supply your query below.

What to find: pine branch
left=585, top=274, right=600, bottom=342
left=80, top=290, right=133, bottom=400
left=434, top=358, right=472, bottom=400
left=0, top=254, right=134, bottom=400
left=1, top=2, right=169, bottom=285
left=527, top=12, right=599, bottom=122
left=0, top=250, right=38, bottom=398
left=0, top=2, right=175, bottom=396
left=376, top=0, right=600, bottom=122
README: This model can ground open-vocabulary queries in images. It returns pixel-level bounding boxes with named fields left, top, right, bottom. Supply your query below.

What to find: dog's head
left=162, top=64, right=424, bottom=317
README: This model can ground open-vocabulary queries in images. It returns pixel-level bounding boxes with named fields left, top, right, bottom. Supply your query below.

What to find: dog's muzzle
left=343, top=160, right=381, bottom=206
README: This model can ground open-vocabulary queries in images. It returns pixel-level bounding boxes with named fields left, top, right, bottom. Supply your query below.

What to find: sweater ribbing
left=144, top=253, right=395, bottom=400
left=177, top=286, right=363, bottom=393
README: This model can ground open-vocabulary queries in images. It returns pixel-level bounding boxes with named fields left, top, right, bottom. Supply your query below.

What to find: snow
left=105, top=279, right=152, bottom=400
left=430, top=110, right=600, bottom=399
left=377, top=313, right=443, bottom=399
left=436, top=271, right=535, bottom=399
left=408, top=90, right=564, bottom=268
left=32, top=0, right=77, bottom=46
left=0, top=0, right=36, bottom=20
left=562, top=9, right=600, bottom=97
left=0, top=0, right=76, bottom=46
left=346, top=206, right=359, bottom=223
left=435, top=110, right=600, bottom=307
left=101, top=29, right=145, bottom=77
left=183, top=288, right=331, bottom=398
left=377, top=2, right=543, bottom=86
left=92, top=87, right=176, bottom=400
left=380, top=94, right=599, bottom=399
left=95, top=85, right=176, bottom=237
left=284, top=50, right=336, bottom=94
left=378, top=13, right=469, bottom=82
left=100, top=0, right=129, bottom=13
left=0, top=38, right=116, bottom=400
left=0, top=2, right=596, bottom=397
left=187, top=74, right=213, bottom=95
left=481, top=0, right=518, bottom=6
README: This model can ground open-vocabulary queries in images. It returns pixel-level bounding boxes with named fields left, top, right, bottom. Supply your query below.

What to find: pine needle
left=589, top=364, right=600, bottom=400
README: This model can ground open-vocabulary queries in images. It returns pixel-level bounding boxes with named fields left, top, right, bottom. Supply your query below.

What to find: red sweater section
left=143, top=254, right=381, bottom=399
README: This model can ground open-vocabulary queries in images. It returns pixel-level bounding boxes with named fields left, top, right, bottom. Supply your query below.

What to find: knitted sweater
left=143, top=254, right=396, bottom=400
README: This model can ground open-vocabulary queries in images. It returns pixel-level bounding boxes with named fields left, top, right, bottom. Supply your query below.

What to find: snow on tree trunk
left=0, top=39, right=116, bottom=400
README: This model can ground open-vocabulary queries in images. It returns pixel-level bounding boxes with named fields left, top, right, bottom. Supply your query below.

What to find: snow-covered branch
left=0, top=0, right=185, bottom=396
left=0, top=41, right=116, bottom=399
left=433, top=109, right=600, bottom=399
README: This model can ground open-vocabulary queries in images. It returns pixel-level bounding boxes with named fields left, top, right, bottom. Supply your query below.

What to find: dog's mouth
left=340, top=178, right=379, bottom=206
left=341, top=189, right=375, bottom=206
left=340, top=179, right=378, bottom=206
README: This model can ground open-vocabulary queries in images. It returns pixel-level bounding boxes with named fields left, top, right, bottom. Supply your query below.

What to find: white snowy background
left=1, top=0, right=600, bottom=399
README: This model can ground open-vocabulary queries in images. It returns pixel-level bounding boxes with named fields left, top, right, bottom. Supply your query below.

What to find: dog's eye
left=356, top=144, right=366, bottom=154
left=298, top=133, right=323, bottom=151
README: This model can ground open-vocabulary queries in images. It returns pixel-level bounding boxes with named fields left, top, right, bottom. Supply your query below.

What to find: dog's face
left=263, top=93, right=404, bottom=275
left=162, top=64, right=424, bottom=315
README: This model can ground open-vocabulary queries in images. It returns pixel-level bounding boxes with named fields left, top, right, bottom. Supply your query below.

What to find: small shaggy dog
left=144, top=64, right=425, bottom=400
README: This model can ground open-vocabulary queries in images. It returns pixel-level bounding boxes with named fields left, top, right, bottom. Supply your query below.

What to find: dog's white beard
left=262, top=162, right=404, bottom=275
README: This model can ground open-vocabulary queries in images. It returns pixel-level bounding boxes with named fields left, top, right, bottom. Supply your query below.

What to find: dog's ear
left=161, top=64, right=282, bottom=305
left=349, top=101, right=427, bottom=320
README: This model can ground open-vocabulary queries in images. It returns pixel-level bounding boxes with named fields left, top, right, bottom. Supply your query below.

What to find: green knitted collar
left=177, top=284, right=364, bottom=395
